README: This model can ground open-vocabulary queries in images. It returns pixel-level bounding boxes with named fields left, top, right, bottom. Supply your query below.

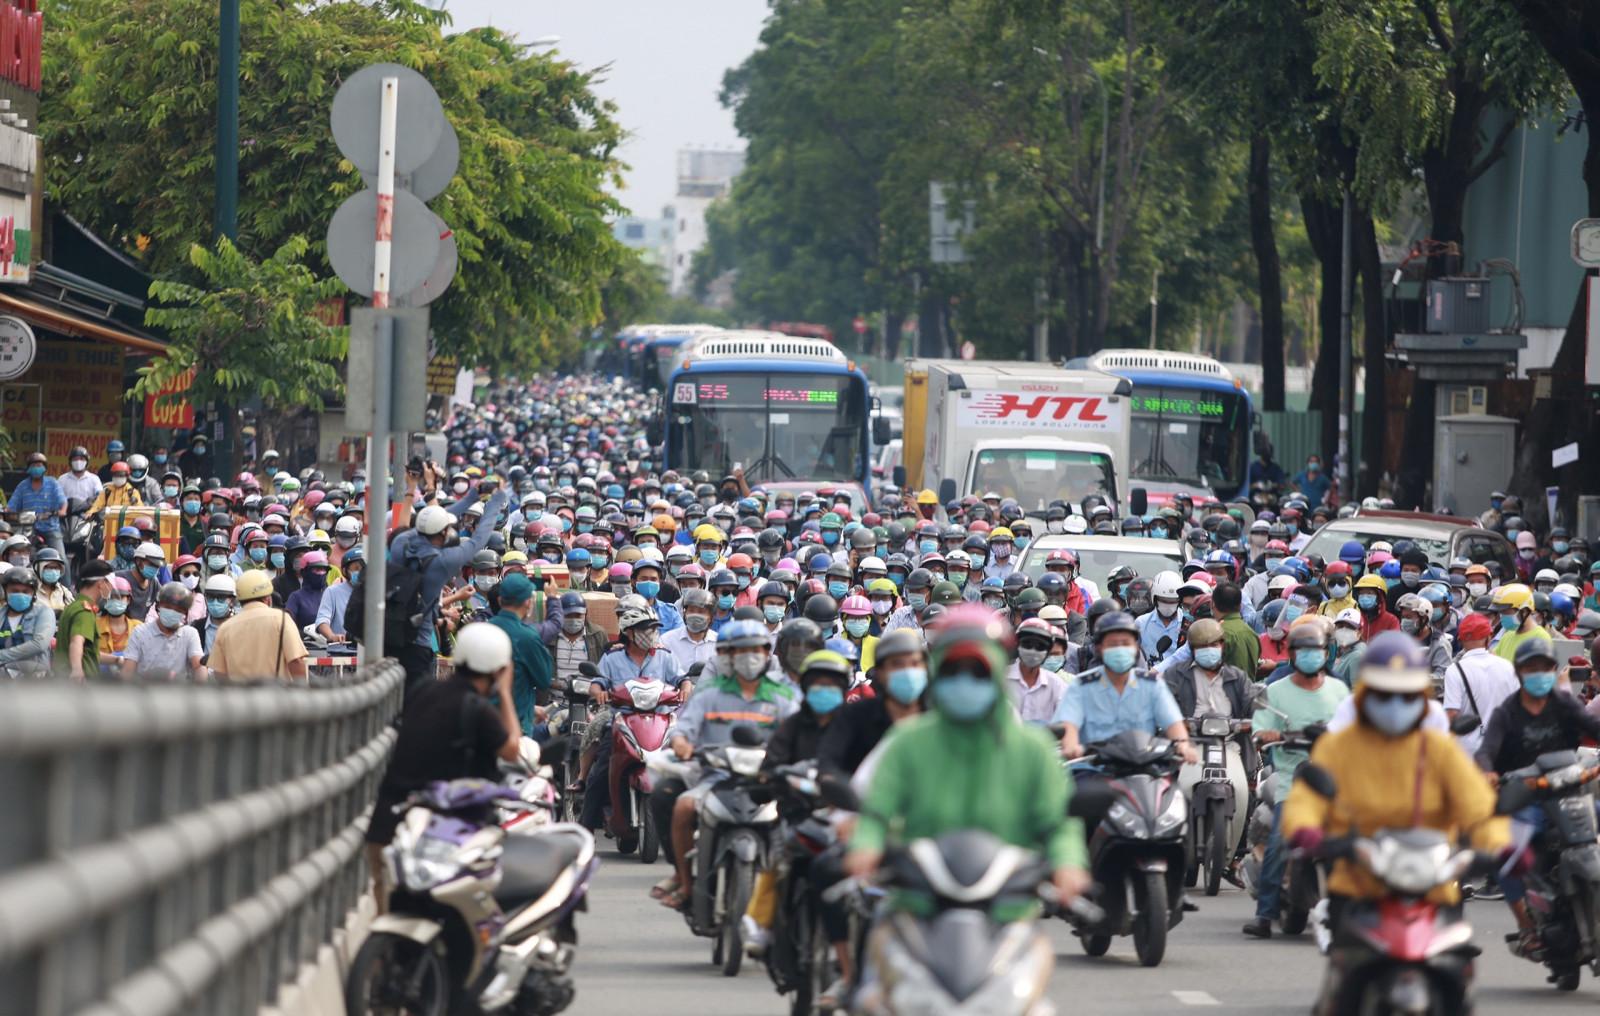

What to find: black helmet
left=905, top=567, right=935, bottom=591
left=757, top=528, right=785, bottom=552
left=776, top=617, right=825, bottom=673
left=1085, top=597, right=1119, bottom=629
left=1002, top=572, right=1032, bottom=597
left=850, top=528, right=876, bottom=550
left=1093, top=609, right=1139, bottom=642
left=471, top=548, right=500, bottom=571
left=803, top=593, right=839, bottom=627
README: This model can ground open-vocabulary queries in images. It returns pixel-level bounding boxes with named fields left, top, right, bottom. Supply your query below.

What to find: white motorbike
left=1177, top=714, right=1250, bottom=897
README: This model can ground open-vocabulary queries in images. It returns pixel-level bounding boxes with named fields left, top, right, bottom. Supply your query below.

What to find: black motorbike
left=756, top=762, right=841, bottom=1016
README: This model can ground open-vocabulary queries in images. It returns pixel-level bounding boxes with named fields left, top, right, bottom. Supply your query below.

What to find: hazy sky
left=440, top=0, right=768, bottom=218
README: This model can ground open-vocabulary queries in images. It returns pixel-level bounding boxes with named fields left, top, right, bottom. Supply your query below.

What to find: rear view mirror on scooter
left=818, top=775, right=860, bottom=812
left=1066, top=781, right=1115, bottom=821
left=578, top=661, right=600, bottom=678
left=1296, top=763, right=1338, bottom=800
left=686, top=661, right=706, bottom=679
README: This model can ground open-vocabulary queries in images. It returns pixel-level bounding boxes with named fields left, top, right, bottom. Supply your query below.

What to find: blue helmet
left=565, top=547, right=591, bottom=566
left=1418, top=584, right=1450, bottom=608
left=1551, top=591, right=1577, bottom=618
left=806, top=553, right=832, bottom=575
left=1378, top=559, right=1402, bottom=580
left=720, top=618, right=771, bottom=650
left=1339, top=540, right=1365, bottom=565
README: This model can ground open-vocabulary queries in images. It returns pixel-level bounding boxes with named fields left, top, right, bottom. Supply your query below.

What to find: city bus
left=1077, top=349, right=1255, bottom=503
left=661, top=331, right=875, bottom=505
left=638, top=324, right=719, bottom=391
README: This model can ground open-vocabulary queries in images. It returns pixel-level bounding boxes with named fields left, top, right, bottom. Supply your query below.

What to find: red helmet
left=1324, top=560, right=1352, bottom=578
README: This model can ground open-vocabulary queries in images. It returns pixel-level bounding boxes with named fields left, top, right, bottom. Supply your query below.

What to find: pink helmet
left=109, top=575, right=132, bottom=594
left=676, top=563, right=706, bottom=580
left=840, top=593, right=872, bottom=617
left=1046, top=549, right=1079, bottom=566
left=1367, top=549, right=1394, bottom=568
left=300, top=550, right=329, bottom=570
left=608, top=562, right=634, bottom=582
left=1190, top=571, right=1218, bottom=589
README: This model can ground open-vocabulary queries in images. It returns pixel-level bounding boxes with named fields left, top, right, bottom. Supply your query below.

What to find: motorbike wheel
left=1131, top=871, right=1168, bottom=968
left=640, top=802, right=660, bottom=864
left=559, top=764, right=580, bottom=826
left=1204, top=802, right=1228, bottom=898
left=1080, top=933, right=1112, bottom=957
left=789, top=899, right=831, bottom=1016
left=1555, top=968, right=1581, bottom=992
left=1282, top=904, right=1309, bottom=936
left=1183, top=820, right=1199, bottom=889
left=719, top=857, right=753, bottom=977
left=344, top=931, right=450, bottom=1016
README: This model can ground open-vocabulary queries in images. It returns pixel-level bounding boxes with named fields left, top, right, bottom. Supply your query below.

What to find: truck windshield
left=970, top=448, right=1115, bottom=511
left=1127, top=387, right=1249, bottom=495
left=668, top=371, right=866, bottom=484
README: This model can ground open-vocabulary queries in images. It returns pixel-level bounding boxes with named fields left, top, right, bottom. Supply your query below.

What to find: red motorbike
left=606, top=677, right=682, bottom=862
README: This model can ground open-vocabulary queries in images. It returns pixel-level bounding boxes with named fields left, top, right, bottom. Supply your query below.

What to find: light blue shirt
left=1052, top=667, right=1184, bottom=743
left=596, top=645, right=685, bottom=692
left=315, top=580, right=355, bottom=636
left=1135, top=609, right=1183, bottom=664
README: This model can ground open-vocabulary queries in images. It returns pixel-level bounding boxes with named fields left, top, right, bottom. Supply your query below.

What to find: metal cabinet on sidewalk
left=1433, top=414, right=1516, bottom=516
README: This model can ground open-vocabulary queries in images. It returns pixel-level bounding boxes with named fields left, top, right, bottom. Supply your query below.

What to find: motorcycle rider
left=817, top=627, right=926, bottom=774
left=651, top=618, right=797, bottom=910
left=1006, top=617, right=1069, bottom=724
left=1243, top=615, right=1351, bottom=939
left=1284, top=632, right=1509, bottom=1010
left=89, top=460, right=143, bottom=514
left=1137, top=571, right=1185, bottom=664
left=1056, top=610, right=1200, bottom=765
left=1475, top=635, right=1600, bottom=954
left=33, top=548, right=70, bottom=615
left=0, top=566, right=55, bottom=678
left=1443, top=614, right=1520, bottom=759
left=1491, top=583, right=1545, bottom=663
left=57, top=445, right=102, bottom=506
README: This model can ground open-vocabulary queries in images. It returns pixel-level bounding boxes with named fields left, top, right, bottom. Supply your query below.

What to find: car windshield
left=1127, top=387, right=1250, bottom=496
left=668, top=371, right=866, bottom=485
left=1020, top=542, right=1185, bottom=594
left=970, top=448, right=1115, bottom=512
left=1300, top=527, right=1452, bottom=566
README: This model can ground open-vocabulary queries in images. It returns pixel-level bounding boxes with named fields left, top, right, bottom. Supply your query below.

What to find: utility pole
left=211, top=0, right=241, bottom=476
left=1338, top=191, right=1355, bottom=503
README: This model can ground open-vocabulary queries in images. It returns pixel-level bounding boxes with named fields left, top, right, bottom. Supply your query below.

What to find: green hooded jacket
left=850, top=660, right=1087, bottom=871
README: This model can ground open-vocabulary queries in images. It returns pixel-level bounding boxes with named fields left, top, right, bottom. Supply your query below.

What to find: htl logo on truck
left=968, top=392, right=1112, bottom=425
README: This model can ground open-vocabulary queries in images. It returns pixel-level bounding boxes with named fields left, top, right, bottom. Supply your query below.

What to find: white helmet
left=415, top=505, right=453, bottom=536
left=1269, top=574, right=1298, bottom=594
left=203, top=574, right=237, bottom=596
left=637, top=546, right=665, bottom=564
left=618, top=603, right=660, bottom=632
left=454, top=622, right=512, bottom=674
left=1150, top=570, right=1182, bottom=600
left=666, top=543, right=694, bottom=563
left=1534, top=568, right=1560, bottom=585
left=945, top=549, right=971, bottom=568
left=334, top=515, right=362, bottom=536
left=136, top=541, right=165, bottom=563
left=859, top=555, right=887, bottom=572
left=1334, top=607, right=1362, bottom=628
left=1063, top=515, right=1089, bottom=535
left=1555, top=582, right=1583, bottom=600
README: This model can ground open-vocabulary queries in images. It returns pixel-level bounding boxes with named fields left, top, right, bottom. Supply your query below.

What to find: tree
left=135, top=236, right=347, bottom=419
left=42, top=0, right=626, bottom=371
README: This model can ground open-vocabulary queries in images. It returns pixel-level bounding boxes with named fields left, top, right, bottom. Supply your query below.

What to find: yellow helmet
left=916, top=488, right=938, bottom=505
left=990, top=526, right=1015, bottom=541
left=693, top=523, right=726, bottom=544
left=1354, top=573, right=1388, bottom=592
left=1491, top=583, right=1534, bottom=611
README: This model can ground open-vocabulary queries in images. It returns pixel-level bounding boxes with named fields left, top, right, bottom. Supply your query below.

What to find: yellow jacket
left=1319, top=593, right=1355, bottom=618
left=1282, top=721, right=1508, bottom=904
left=89, top=483, right=142, bottom=514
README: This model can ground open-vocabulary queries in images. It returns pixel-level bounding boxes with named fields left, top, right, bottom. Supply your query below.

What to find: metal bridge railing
left=0, top=663, right=405, bottom=1016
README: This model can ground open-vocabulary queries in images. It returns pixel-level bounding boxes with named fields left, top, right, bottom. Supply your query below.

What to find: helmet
left=680, top=587, right=714, bottom=610
left=1015, top=617, right=1056, bottom=646
left=776, top=618, right=825, bottom=672
left=874, top=627, right=923, bottom=663
left=839, top=594, right=872, bottom=617
left=1338, top=540, right=1365, bottom=564
left=1354, top=573, right=1388, bottom=593
left=618, top=603, right=660, bottom=632
left=1092, top=610, right=1139, bottom=642
left=1512, top=635, right=1556, bottom=669
left=1186, top=618, right=1223, bottom=646
left=156, top=580, right=194, bottom=610
left=800, top=650, right=852, bottom=685
left=203, top=574, right=237, bottom=597
left=1, top=565, right=35, bottom=589
left=236, top=570, right=273, bottom=602
left=803, top=593, right=839, bottom=627
left=722, top=618, right=772, bottom=650
left=415, top=505, right=453, bottom=536
left=1358, top=631, right=1430, bottom=693
left=927, top=603, right=1014, bottom=679
left=1286, top=615, right=1331, bottom=648
left=454, top=622, right=513, bottom=674
left=1491, top=583, right=1534, bottom=611
left=1150, top=570, right=1182, bottom=600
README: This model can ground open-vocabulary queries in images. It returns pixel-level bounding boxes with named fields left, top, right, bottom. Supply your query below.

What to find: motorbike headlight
left=629, top=682, right=664, bottom=711
left=885, top=961, right=953, bottom=1016
left=725, top=746, right=766, bottom=778
left=1152, top=794, right=1187, bottom=837
left=397, top=834, right=463, bottom=891
left=571, top=678, right=591, bottom=697
left=957, top=933, right=1051, bottom=1015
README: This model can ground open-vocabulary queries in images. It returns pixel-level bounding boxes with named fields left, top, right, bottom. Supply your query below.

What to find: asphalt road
left=570, top=844, right=1600, bottom=1015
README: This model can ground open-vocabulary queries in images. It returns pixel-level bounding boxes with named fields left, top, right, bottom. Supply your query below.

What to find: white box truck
left=899, top=360, right=1135, bottom=514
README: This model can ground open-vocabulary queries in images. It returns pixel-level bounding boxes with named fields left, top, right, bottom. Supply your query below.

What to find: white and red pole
left=371, top=75, right=398, bottom=308
left=360, top=76, right=400, bottom=664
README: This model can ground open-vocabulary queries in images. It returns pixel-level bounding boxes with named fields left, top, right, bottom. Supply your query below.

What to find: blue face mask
left=249, top=546, right=268, bottom=564
left=163, top=486, right=180, bottom=500
left=158, top=607, right=187, bottom=630
left=822, top=531, right=839, bottom=547
left=153, top=454, right=167, bottom=466
left=183, top=499, right=202, bottom=516
left=828, top=581, right=849, bottom=599
left=1193, top=646, right=1223, bottom=670
left=887, top=666, right=928, bottom=703
left=635, top=580, right=660, bottom=600
left=763, top=604, right=785, bottom=625
left=1149, top=527, right=1167, bottom=540
left=1500, top=612, right=1520, bottom=631
left=39, top=568, right=60, bottom=585
left=1282, top=605, right=1304, bottom=624
left=6, top=591, right=31, bottom=612
left=1357, top=593, right=1378, bottom=611
left=889, top=572, right=905, bottom=590
left=700, top=549, right=719, bottom=566
left=717, top=593, right=736, bottom=611
left=919, top=539, right=938, bottom=555
left=270, top=552, right=285, bottom=569
left=1101, top=645, right=1139, bottom=673
left=1293, top=648, right=1324, bottom=675
left=577, top=523, right=593, bottom=534
left=1350, top=564, right=1365, bottom=579
left=1363, top=694, right=1425, bottom=736
left=353, top=479, right=366, bottom=494
left=845, top=618, right=871, bottom=638
left=140, top=564, right=159, bottom=581
left=933, top=674, right=997, bottom=722
left=907, top=592, right=927, bottom=611
left=207, top=598, right=231, bottom=620
left=26, top=465, right=43, bottom=479
left=1555, top=541, right=1570, bottom=554
left=1522, top=671, right=1557, bottom=697
left=1015, top=536, right=1030, bottom=550
left=806, top=685, right=845, bottom=715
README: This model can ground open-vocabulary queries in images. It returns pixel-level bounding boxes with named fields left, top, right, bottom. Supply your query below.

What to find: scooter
left=346, top=739, right=599, bottom=1016
left=605, top=672, right=682, bottom=860
left=1299, top=764, right=1486, bottom=1015
left=757, top=762, right=841, bottom=1016
left=1241, top=723, right=1326, bottom=935
left=1178, top=713, right=1250, bottom=896
left=546, top=667, right=597, bottom=826
left=1494, top=747, right=1600, bottom=991
left=1060, top=729, right=1188, bottom=967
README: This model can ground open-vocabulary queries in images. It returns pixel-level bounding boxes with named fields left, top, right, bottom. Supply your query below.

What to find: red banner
left=143, top=367, right=196, bottom=430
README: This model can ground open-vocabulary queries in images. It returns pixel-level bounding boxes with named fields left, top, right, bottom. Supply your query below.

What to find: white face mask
left=1467, top=582, right=1487, bottom=597
left=1334, top=627, right=1360, bottom=648
left=1155, top=600, right=1178, bottom=619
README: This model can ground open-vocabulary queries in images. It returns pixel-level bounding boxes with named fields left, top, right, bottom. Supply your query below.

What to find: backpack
left=347, top=555, right=428, bottom=656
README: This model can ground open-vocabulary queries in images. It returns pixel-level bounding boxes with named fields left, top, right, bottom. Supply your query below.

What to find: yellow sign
left=1, top=338, right=124, bottom=460
left=427, top=356, right=458, bottom=396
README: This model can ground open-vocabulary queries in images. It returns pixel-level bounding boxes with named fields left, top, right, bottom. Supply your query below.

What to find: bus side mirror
left=873, top=416, right=892, bottom=446
left=647, top=414, right=662, bottom=446
left=1130, top=488, right=1148, bottom=517
left=893, top=465, right=907, bottom=488
left=938, top=478, right=957, bottom=505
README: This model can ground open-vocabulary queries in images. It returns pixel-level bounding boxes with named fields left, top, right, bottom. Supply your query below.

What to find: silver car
left=1016, top=534, right=1187, bottom=595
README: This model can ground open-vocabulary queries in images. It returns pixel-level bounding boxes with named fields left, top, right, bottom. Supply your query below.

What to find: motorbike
left=1493, top=746, right=1600, bottom=991
left=1241, top=722, right=1326, bottom=935
left=345, top=738, right=598, bottom=1016
left=605, top=669, right=682, bottom=860
left=1060, top=729, right=1187, bottom=967
left=757, top=762, right=841, bottom=1016
left=546, top=666, right=597, bottom=826
left=1300, top=764, right=1486, bottom=1015
left=1178, top=713, right=1250, bottom=897
left=63, top=497, right=98, bottom=579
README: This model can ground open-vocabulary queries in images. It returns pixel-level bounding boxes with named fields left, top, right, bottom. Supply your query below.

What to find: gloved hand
left=1287, top=827, right=1324, bottom=855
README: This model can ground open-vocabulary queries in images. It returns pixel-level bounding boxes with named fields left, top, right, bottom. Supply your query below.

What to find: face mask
left=1357, top=593, right=1378, bottom=611
left=1101, top=645, right=1139, bottom=673
left=845, top=618, right=871, bottom=638
left=1500, top=613, right=1520, bottom=631
left=631, top=628, right=660, bottom=651
left=699, top=549, right=719, bottom=566
left=610, top=582, right=631, bottom=597
left=1194, top=646, right=1224, bottom=669
left=887, top=666, right=928, bottom=704
left=591, top=555, right=609, bottom=571
left=761, top=604, right=786, bottom=625
left=104, top=597, right=129, bottom=617
left=732, top=652, right=766, bottom=680
left=1265, top=556, right=1284, bottom=570
left=1399, top=617, right=1419, bottom=635
left=1334, top=627, right=1360, bottom=648
left=822, top=531, right=839, bottom=547
left=1521, top=671, right=1557, bottom=697
left=70, top=459, right=86, bottom=473
left=1292, top=648, right=1324, bottom=674
left=473, top=575, right=497, bottom=594
left=717, top=593, right=735, bottom=611
left=806, top=685, right=844, bottom=715
left=352, top=479, right=366, bottom=494
left=1363, top=694, right=1425, bottom=736
left=1520, top=548, right=1536, bottom=560
left=207, top=554, right=229, bottom=572
left=249, top=547, right=268, bottom=564
left=5, top=591, right=30, bottom=612
left=139, top=564, right=159, bottom=581
left=1283, top=605, right=1304, bottom=625
left=635, top=580, right=660, bottom=600
left=1466, top=582, right=1487, bottom=598
left=561, top=615, right=586, bottom=636
left=889, top=573, right=905, bottom=590
left=827, top=581, right=849, bottom=600
left=1043, top=655, right=1068, bottom=673
left=907, top=592, right=927, bottom=611
left=918, top=539, right=938, bottom=555
left=157, top=607, right=186, bottom=630
left=1400, top=572, right=1420, bottom=588
left=1555, top=541, right=1571, bottom=554
left=25, top=465, right=43, bottom=479
left=1048, top=521, right=1066, bottom=535
left=452, top=481, right=469, bottom=495
left=933, top=674, right=998, bottom=721
left=1018, top=646, right=1049, bottom=669
left=180, top=574, right=200, bottom=591
left=982, top=596, right=1005, bottom=611
left=949, top=569, right=969, bottom=588
left=1327, top=582, right=1349, bottom=598
left=269, top=553, right=286, bottom=570
left=992, top=543, right=1012, bottom=560
left=684, top=612, right=710, bottom=634
left=206, top=599, right=231, bottom=620
left=39, top=567, right=61, bottom=585
left=161, top=485, right=180, bottom=501
left=112, top=476, right=128, bottom=487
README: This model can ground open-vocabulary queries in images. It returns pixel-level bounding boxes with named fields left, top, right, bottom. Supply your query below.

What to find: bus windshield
left=970, top=448, right=1115, bottom=511
left=1127, top=386, right=1249, bottom=496
left=668, top=371, right=866, bottom=484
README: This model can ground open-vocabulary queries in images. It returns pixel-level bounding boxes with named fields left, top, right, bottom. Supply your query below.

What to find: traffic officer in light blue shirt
left=1055, top=610, right=1198, bottom=764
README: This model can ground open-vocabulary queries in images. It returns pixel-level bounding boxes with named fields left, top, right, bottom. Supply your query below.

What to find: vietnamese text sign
left=426, top=355, right=458, bottom=396
left=143, top=366, right=196, bottom=430
left=1, top=339, right=124, bottom=459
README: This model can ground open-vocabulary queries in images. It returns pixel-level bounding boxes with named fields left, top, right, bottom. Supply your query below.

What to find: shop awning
left=0, top=287, right=166, bottom=354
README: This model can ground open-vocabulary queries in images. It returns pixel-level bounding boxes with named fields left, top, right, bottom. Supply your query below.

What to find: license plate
left=1205, top=746, right=1224, bottom=766
left=569, top=721, right=588, bottom=737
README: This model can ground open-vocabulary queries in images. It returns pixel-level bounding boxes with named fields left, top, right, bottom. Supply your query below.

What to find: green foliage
left=136, top=236, right=348, bottom=412
left=42, top=0, right=626, bottom=371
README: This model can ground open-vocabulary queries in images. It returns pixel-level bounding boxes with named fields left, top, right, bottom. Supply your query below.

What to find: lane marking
left=1172, top=990, right=1220, bottom=1006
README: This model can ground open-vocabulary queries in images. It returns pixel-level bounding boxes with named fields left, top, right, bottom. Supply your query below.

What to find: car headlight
left=396, top=834, right=462, bottom=891
left=1152, top=794, right=1187, bottom=836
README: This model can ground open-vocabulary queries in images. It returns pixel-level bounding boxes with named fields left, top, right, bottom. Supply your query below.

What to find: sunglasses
left=1366, top=691, right=1423, bottom=705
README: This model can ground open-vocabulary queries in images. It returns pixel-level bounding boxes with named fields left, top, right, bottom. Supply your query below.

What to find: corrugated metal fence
left=0, top=663, right=404, bottom=1016
left=1258, top=410, right=1367, bottom=476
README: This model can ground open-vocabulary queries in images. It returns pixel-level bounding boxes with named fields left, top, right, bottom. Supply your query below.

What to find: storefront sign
left=0, top=312, right=33, bottom=379
left=427, top=355, right=458, bottom=395
left=1, top=339, right=124, bottom=459
left=143, top=366, right=196, bottom=429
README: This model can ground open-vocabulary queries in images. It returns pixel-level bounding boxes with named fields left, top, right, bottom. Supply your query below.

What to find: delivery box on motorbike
left=99, top=506, right=181, bottom=562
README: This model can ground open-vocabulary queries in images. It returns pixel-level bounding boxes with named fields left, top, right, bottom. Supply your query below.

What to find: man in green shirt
left=1491, top=583, right=1547, bottom=663
left=486, top=573, right=554, bottom=736
left=56, top=558, right=114, bottom=681
left=846, top=605, right=1089, bottom=906
left=1215, top=583, right=1261, bottom=678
